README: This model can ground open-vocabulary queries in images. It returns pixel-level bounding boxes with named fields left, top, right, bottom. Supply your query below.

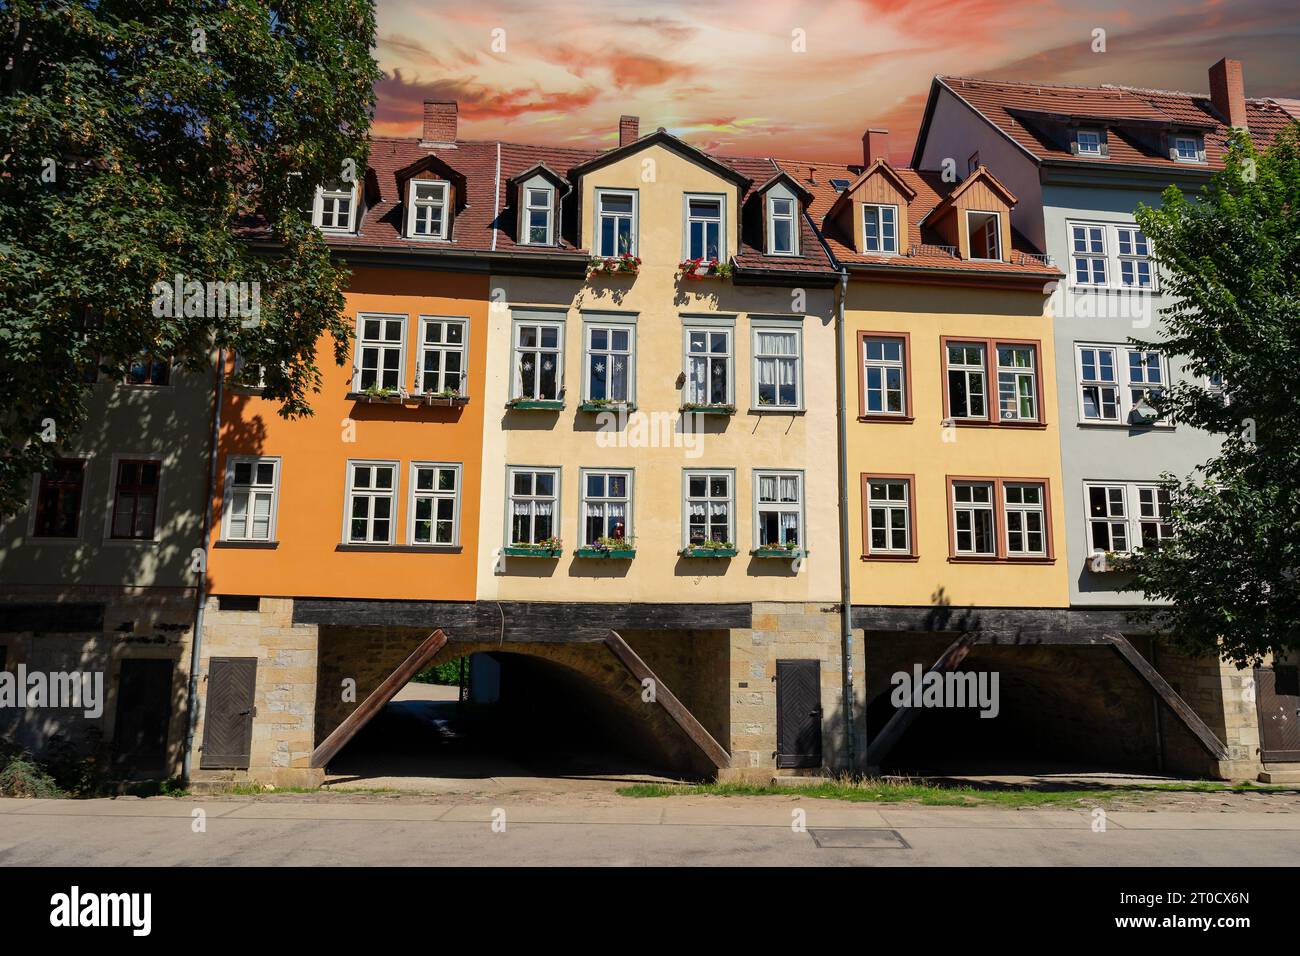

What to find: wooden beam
left=309, top=629, right=448, bottom=769
left=865, top=633, right=976, bottom=770
left=604, top=630, right=731, bottom=770
left=1107, top=634, right=1229, bottom=761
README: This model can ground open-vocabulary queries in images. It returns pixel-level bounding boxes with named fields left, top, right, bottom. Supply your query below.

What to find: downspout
left=834, top=267, right=858, bottom=771
left=183, top=347, right=224, bottom=781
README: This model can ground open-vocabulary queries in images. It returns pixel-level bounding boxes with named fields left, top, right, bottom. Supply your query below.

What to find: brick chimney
left=619, top=115, right=640, bottom=147
left=862, top=128, right=890, bottom=168
left=422, top=101, right=457, bottom=145
left=1208, top=58, right=1247, bottom=129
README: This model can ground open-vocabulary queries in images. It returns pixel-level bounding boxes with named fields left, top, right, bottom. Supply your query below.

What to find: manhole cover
left=809, top=828, right=910, bottom=849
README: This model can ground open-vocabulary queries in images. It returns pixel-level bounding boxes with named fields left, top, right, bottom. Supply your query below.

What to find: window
left=408, top=462, right=460, bottom=546
left=684, top=471, right=733, bottom=547
left=1071, top=224, right=1107, bottom=285
left=1075, top=344, right=1167, bottom=424
left=1002, top=483, right=1046, bottom=557
left=996, top=345, right=1038, bottom=421
left=523, top=187, right=553, bottom=245
left=1075, top=129, right=1103, bottom=156
left=951, top=481, right=996, bottom=557
left=754, top=471, right=803, bottom=550
left=353, top=314, right=405, bottom=392
left=1136, top=484, right=1173, bottom=549
left=223, top=458, right=279, bottom=542
left=768, top=196, right=797, bottom=255
left=407, top=180, right=449, bottom=239
left=1173, top=135, right=1204, bottom=163
left=945, top=343, right=986, bottom=419
left=508, top=468, right=559, bottom=546
left=752, top=325, right=802, bottom=409
left=596, top=189, right=636, bottom=257
left=860, top=335, right=908, bottom=418
left=862, top=204, right=898, bottom=254
left=1086, top=481, right=1175, bottom=557
left=513, top=318, right=564, bottom=401
left=966, top=151, right=980, bottom=175
left=685, top=195, right=723, bottom=261
left=966, top=210, right=1001, bottom=260
left=417, top=317, right=467, bottom=396
left=863, top=475, right=914, bottom=557
left=1087, top=483, right=1129, bottom=553
left=829, top=178, right=851, bottom=192
left=1115, top=227, right=1153, bottom=289
left=684, top=326, right=732, bottom=406
left=582, top=469, right=631, bottom=545
left=585, top=322, right=634, bottom=403
left=34, top=459, right=85, bottom=538
left=314, top=184, right=355, bottom=232
left=110, top=459, right=160, bottom=540
left=344, top=461, right=397, bottom=545
left=126, top=355, right=171, bottom=386
left=231, top=351, right=267, bottom=390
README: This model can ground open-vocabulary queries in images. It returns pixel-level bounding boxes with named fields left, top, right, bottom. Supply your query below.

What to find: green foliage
left=0, top=751, right=65, bottom=798
left=0, top=1, right=382, bottom=514
left=1126, top=126, right=1300, bottom=665
left=413, top=659, right=464, bottom=686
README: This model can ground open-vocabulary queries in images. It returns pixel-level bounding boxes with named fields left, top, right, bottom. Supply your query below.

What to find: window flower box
left=680, top=541, right=738, bottom=559
left=587, top=254, right=640, bottom=278
left=578, top=399, right=635, bottom=414
left=349, top=386, right=404, bottom=403
left=752, top=544, right=803, bottom=559
left=677, top=258, right=732, bottom=280
left=506, top=397, right=565, bottom=411
left=421, top=388, right=470, bottom=407
left=1089, top=550, right=1131, bottom=573
left=680, top=402, right=736, bottom=415
left=504, top=538, right=563, bottom=558
left=576, top=537, right=636, bottom=559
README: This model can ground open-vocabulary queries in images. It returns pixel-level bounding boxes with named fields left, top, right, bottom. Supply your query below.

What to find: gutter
left=183, top=347, right=224, bottom=781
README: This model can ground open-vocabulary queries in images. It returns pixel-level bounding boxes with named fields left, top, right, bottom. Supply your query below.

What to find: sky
left=371, top=0, right=1300, bottom=164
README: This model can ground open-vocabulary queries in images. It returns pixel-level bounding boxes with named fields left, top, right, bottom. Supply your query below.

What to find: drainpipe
left=834, top=268, right=858, bottom=772
left=183, top=347, right=225, bottom=781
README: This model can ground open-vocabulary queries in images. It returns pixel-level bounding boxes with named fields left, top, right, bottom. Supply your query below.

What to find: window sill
left=948, top=419, right=1047, bottom=429
left=1077, top=421, right=1173, bottom=430
left=947, top=555, right=1056, bottom=565
left=680, top=404, right=736, bottom=416
left=861, top=553, right=919, bottom=562
left=751, top=547, right=803, bottom=559
left=1066, top=284, right=1157, bottom=294
left=578, top=401, right=636, bottom=414
left=346, top=392, right=470, bottom=407
left=216, top=540, right=280, bottom=550
left=575, top=547, right=636, bottom=559
left=506, top=400, right=565, bottom=411
left=336, top=544, right=463, bottom=553
left=503, top=546, right=563, bottom=558
left=680, top=547, right=738, bottom=559
left=858, top=415, right=914, bottom=424
left=750, top=406, right=805, bottom=415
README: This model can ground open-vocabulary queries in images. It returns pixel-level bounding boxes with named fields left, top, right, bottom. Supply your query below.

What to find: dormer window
left=1075, top=129, right=1104, bottom=156
left=685, top=194, right=723, bottom=261
left=862, top=204, right=898, bottom=254
left=523, top=187, right=554, bottom=245
left=768, top=196, right=797, bottom=256
left=407, top=181, right=449, bottom=240
left=966, top=211, right=1002, bottom=261
left=1173, top=135, right=1204, bottom=163
left=314, top=184, right=355, bottom=232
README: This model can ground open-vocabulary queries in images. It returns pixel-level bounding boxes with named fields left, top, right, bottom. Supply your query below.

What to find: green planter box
left=680, top=404, right=735, bottom=416
left=575, top=547, right=636, bottom=559
left=752, top=547, right=803, bottom=559
left=679, top=546, right=738, bottom=558
left=502, top=546, right=563, bottom=558
left=506, top=399, right=565, bottom=411
left=578, top=402, right=636, bottom=414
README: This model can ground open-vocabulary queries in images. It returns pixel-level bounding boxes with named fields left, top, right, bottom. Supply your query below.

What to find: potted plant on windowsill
left=503, top=536, right=563, bottom=558
left=677, top=258, right=732, bottom=280
left=576, top=536, right=636, bottom=559
left=577, top=397, right=636, bottom=413
left=680, top=401, right=736, bottom=415
left=506, top=389, right=565, bottom=411
left=354, top=384, right=402, bottom=403
left=752, top=541, right=803, bottom=559
left=680, top=539, right=738, bottom=558
left=587, top=254, right=640, bottom=278
left=423, top=386, right=470, bottom=407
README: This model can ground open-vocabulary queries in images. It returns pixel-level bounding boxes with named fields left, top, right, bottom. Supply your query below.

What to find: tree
left=0, top=1, right=382, bottom=514
left=1124, top=125, right=1300, bottom=667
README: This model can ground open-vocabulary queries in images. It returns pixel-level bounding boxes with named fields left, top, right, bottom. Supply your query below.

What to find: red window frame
left=111, top=459, right=161, bottom=539
left=34, top=459, right=86, bottom=538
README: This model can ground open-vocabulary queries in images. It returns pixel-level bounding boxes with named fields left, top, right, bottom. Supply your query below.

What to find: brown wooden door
left=201, top=657, right=257, bottom=769
left=1256, top=666, right=1300, bottom=762
left=112, top=659, right=174, bottom=771
left=776, top=659, right=823, bottom=769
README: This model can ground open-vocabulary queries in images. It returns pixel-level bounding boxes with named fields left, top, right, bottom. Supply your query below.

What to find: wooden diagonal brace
left=309, top=629, right=449, bottom=769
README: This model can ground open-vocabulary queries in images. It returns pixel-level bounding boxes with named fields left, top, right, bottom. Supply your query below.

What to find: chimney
left=862, top=128, right=890, bottom=168
left=1208, top=58, right=1247, bottom=129
left=619, top=115, right=640, bottom=147
left=422, top=101, right=457, bottom=145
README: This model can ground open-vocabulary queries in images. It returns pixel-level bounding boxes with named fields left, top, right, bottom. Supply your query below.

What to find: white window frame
left=580, top=468, right=633, bottom=547
left=594, top=188, right=638, bottom=257
left=416, top=316, right=468, bottom=397
left=1134, top=483, right=1174, bottom=550
left=1115, top=226, right=1154, bottom=290
left=343, top=459, right=398, bottom=545
left=1002, top=482, right=1046, bottom=557
left=995, top=344, right=1038, bottom=422
left=862, top=203, right=898, bottom=254
left=945, top=341, right=987, bottom=420
left=1084, top=482, right=1132, bottom=555
left=231, top=351, right=267, bottom=391
left=522, top=185, right=554, bottom=245
left=1070, top=223, right=1108, bottom=286
left=582, top=317, right=636, bottom=404
left=752, top=470, right=804, bottom=550
left=1075, top=343, right=1169, bottom=426
left=683, top=323, right=734, bottom=407
left=506, top=466, right=561, bottom=547
left=683, top=192, right=726, bottom=262
left=862, top=335, right=908, bottom=417
left=965, top=209, right=1002, bottom=261
left=767, top=195, right=798, bottom=256
left=751, top=323, right=804, bottom=411
left=866, top=477, right=912, bottom=556
left=683, top=469, right=735, bottom=548
left=313, top=184, right=356, bottom=233
left=1068, top=220, right=1158, bottom=291
left=1173, top=134, right=1204, bottom=163
left=511, top=315, right=565, bottom=402
left=406, top=180, right=450, bottom=240
left=352, top=313, right=407, bottom=393
left=1075, top=128, right=1104, bottom=156
left=407, top=461, right=461, bottom=547
left=221, top=456, right=280, bottom=542
left=951, top=480, right=996, bottom=557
